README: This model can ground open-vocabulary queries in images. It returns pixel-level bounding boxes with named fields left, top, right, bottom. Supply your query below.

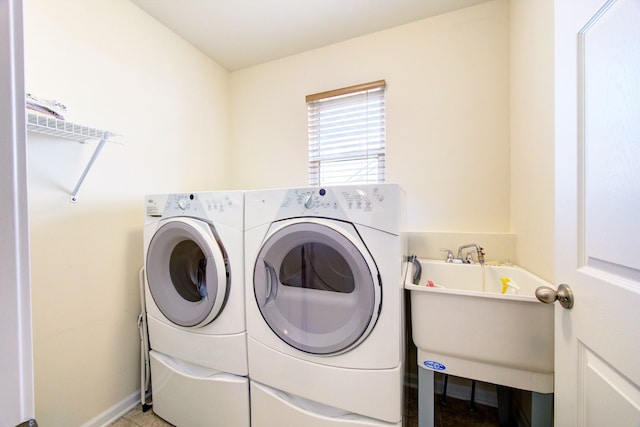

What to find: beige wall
left=23, top=0, right=230, bottom=425
left=21, top=0, right=557, bottom=424
left=230, top=0, right=511, bottom=236
left=510, top=0, right=555, bottom=281
left=508, top=4, right=555, bottom=422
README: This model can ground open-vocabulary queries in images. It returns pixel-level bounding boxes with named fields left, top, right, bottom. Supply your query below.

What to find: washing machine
left=143, top=191, right=249, bottom=427
left=244, top=184, right=407, bottom=426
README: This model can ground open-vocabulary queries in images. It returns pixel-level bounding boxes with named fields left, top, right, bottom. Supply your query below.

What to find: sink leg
left=418, top=367, right=435, bottom=427
left=440, top=374, right=449, bottom=405
left=497, top=385, right=512, bottom=426
left=531, top=392, right=553, bottom=427
left=468, top=380, right=477, bottom=412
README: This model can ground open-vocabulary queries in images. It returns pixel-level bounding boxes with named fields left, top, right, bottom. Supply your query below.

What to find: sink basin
left=405, top=259, right=554, bottom=393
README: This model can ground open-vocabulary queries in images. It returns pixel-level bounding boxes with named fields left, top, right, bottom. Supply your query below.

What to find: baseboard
left=79, top=390, right=140, bottom=427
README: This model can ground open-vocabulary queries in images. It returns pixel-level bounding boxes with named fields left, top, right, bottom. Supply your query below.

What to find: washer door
left=146, top=218, right=229, bottom=328
left=253, top=219, right=380, bottom=355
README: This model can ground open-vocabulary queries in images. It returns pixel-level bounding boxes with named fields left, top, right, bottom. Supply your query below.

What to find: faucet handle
left=465, top=252, right=475, bottom=263
left=439, top=248, right=454, bottom=263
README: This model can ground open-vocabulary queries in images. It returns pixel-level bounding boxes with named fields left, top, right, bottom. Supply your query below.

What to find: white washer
left=244, top=184, right=407, bottom=426
left=144, top=192, right=249, bottom=427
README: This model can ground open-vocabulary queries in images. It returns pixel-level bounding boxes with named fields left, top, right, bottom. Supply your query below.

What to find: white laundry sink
left=405, top=259, right=554, bottom=393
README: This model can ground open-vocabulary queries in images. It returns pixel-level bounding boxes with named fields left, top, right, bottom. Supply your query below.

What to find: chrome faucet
left=456, top=243, right=485, bottom=265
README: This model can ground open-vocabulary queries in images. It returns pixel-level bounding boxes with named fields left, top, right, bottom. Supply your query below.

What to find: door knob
left=535, top=284, right=574, bottom=309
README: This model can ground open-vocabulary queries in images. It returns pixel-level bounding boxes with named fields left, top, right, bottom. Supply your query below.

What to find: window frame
left=306, top=80, right=386, bottom=186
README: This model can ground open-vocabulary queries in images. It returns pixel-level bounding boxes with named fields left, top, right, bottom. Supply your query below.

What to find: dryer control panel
left=283, top=186, right=385, bottom=213
left=267, top=184, right=404, bottom=234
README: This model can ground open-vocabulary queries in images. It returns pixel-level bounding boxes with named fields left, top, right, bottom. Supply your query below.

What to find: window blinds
left=307, top=80, right=386, bottom=186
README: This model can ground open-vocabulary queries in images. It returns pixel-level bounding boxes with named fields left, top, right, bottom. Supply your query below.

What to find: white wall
left=230, top=0, right=511, bottom=236
left=510, top=0, right=555, bottom=281
left=23, top=0, right=230, bottom=424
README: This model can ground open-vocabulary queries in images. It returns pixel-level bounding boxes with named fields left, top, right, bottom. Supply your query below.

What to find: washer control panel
left=144, top=192, right=243, bottom=229
left=164, top=193, right=235, bottom=215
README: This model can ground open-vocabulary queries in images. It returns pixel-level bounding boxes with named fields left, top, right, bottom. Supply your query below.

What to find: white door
left=0, top=0, right=35, bottom=425
left=554, top=0, right=640, bottom=425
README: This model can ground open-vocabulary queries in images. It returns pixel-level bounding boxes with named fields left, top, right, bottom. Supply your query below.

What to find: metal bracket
left=69, top=132, right=110, bottom=203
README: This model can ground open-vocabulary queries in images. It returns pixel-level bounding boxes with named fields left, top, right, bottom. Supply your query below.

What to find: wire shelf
left=26, top=112, right=118, bottom=143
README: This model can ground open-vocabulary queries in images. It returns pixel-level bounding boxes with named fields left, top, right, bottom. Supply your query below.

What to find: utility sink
left=405, top=259, right=554, bottom=393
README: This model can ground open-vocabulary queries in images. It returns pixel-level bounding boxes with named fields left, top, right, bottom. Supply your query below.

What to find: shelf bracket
left=26, top=112, right=120, bottom=202
left=69, top=131, right=111, bottom=203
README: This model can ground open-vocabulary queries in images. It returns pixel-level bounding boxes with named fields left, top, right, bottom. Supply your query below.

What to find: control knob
left=304, top=194, right=314, bottom=209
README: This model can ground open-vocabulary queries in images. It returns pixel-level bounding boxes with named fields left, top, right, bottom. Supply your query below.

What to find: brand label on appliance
left=423, top=360, right=446, bottom=371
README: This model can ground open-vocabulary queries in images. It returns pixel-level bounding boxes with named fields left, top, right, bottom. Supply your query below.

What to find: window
left=307, top=80, right=386, bottom=186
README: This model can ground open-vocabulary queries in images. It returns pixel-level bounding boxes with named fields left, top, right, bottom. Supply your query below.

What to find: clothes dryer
left=144, top=192, right=249, bottom=427
left=244, top=184, right=407, bottom=426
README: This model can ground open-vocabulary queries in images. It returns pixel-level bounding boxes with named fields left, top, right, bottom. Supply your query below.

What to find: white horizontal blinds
left=307, top=80, right=386, bottom=186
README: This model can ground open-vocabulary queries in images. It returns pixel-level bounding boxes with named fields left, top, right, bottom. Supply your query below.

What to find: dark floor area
left=405, top=385, right=500, bottom=426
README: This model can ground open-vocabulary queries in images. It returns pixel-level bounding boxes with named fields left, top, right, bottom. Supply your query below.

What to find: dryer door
left=253, top=219, right=380, bottom=355
left=146, top=218, right=229, bottom=327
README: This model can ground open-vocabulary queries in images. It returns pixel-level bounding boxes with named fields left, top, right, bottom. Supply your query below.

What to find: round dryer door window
left=146, top=218, right=229, bottom=327
left=253, top=220, right=381, bottom=354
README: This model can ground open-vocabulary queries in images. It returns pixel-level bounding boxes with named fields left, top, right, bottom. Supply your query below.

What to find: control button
left=178, top=199, right=187, bottom=210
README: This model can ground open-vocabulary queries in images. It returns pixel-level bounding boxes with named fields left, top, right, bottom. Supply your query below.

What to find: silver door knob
left=535, top=284, right=574, bottom=309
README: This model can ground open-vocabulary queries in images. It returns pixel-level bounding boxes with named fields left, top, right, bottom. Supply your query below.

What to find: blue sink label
left=423, top=360, right=446, bottom=371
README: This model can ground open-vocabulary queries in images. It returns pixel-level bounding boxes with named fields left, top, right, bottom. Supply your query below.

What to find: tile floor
left=111, top=388, right=499, bottom=427
left=109, top=405, right=172, bottom=427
